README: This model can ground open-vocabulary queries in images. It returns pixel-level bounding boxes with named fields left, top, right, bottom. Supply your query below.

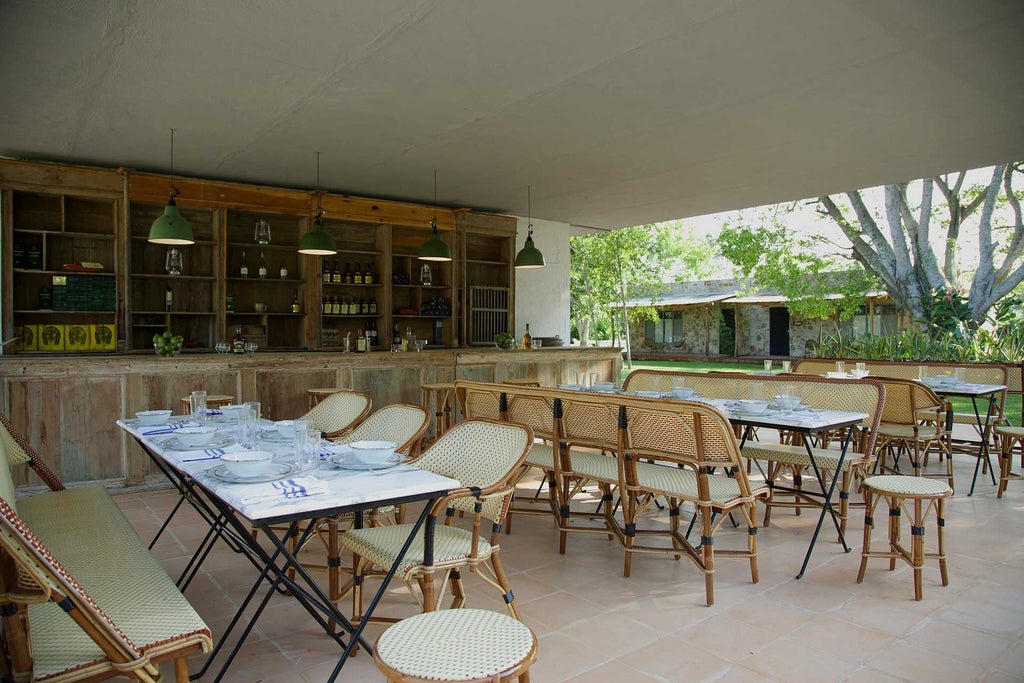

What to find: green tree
left=570, top=221, right=700, bottom=367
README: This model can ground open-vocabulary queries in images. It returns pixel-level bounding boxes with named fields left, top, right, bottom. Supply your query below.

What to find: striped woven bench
left=0, top=414, right=211, bottom=682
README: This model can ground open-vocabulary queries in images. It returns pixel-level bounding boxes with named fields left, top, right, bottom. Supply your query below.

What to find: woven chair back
left=412, top=419, right=533, bottom=524
left=0, top=413, right=65, bottom=492
left=877, top=377, right=943, bottom=426
left=301, top=390, right=372, bottom=438
left=455, top=382, right=505, bottom=421
left=335, top=404, right=429, bottom=455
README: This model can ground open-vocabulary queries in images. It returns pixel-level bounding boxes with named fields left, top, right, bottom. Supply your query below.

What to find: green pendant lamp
left=298, top=152, right=337, bottom=255
left=514, top=185, right=545, bottom=269
left=418, top=170, right=452, bottom=262
left=148, top=129, right=195, bottom=245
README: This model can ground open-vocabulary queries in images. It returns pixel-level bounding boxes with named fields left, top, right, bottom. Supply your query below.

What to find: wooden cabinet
left=127, top=202, right=217, bottom=352
left=6, top=190, right=118, bottom=353
left=316, top=218, right=385, bottom=350
left=223, top=211, right=307, bottom=350
left=391, top=225, right=455, bottom=348
left=459, top=213, right=516, bottom=346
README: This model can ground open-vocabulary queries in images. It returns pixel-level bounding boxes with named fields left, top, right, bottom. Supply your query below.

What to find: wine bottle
left=164, top=285, right=173, bottom=312
left=369, top=298, right=378, bottom=314
left=366, top=320, right=375, bottom=348
left=344, top=262, right=353, bottom=284
left=280, top=259, right=288, bottom=279
left=239, top=251, right=249, bottom=278
left=232, top=325, right=246, bottom=354
left=364, top=262, right=374, bottom=285
left=331, top=296, right=340, bottom=315
left=322, top=260, right=331, bottom=283
left=340, top=296, right=349, bottom=316
left=356, top=328, right=367, bottom=353
left=354, top=263, right=363, bottom=284
left=322, top=296, right=328, bottom=314
left=290, top=289, right=301, bottom=314
left=392, top=324, right=401, bottom=348
left=521, top=323, right=532, bottom=349
left=332, top=260, right=341, bottom=284
left=258, top=251, right=268, bottom=279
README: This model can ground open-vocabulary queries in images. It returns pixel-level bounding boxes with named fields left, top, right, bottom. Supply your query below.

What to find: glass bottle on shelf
left=356, top=328, right=367, bottom=353
left=521, top=323, right=532, bottom=349
left=360, top=298, right=369, bottom=315
left=339, top=297, right=349, bottom=316
left=364, top=262, right=374, bottom=284
left=232, top=325, right=246, bottom=354
left=322, top=260, right=331, bottom=283
left=420, top=263, right=432, bottom=286
left=392, top=324, right=401, bottom=348
left=366, top=320, right=375, bottom=349
left=290, top=289, right=301, bottom=314
left=369, top=298, right=377, bottom=314
left=332, top=260, right=341, bottom=283
left=279, top=258, right=288, bottom=279
left=322, top=296, right=328, bottom=314
left=240, top=251, right=249, bottom=278
left=258, top=252, right=268, bottom=279
left=344, top=262, right=353, bottom=284
left=164, top=285, right=173, bottom=312
left=354, top=263, right=363, bottom=284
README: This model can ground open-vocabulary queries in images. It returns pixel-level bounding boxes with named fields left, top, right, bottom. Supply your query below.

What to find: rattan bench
left=0, top=415, right=212, bottom=682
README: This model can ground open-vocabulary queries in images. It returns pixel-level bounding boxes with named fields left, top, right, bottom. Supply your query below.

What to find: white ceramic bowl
left=274, top=420, right=296, bottom=438
left=670, top=386, right=695, bottom=399
left=221, top=450, right=274, bottom=477
left=219, top=404, right=248, bottom=419
left=136, top=409, right=172, bottom=426
left=736, top=400, right=770, bottom=415
left=349, top=440, right=398, bottom=466
left=176, top=426, right=218, bottom=447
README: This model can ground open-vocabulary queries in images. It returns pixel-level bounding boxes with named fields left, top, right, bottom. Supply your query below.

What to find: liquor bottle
left=239, top=251, right=249, bottom=278
left=366, top=320, right=376, bottom=348
left=332, top=260, right=341, bottom=284
left=360, top=298, right=369, bottom=315
left=232, top=325, right=246, bottom=354
left=434, top=318, right=444, bottom=346
left=392, top=324, right=402, bottom=348
left=258, top=252, right=268, bottom=279
left=340, top=296, right=349, bottom=316
left=364, top=262, right=374, bottom=285
left=404, top=325, right=413, bottom=352
left=321, top=296, right=328, bottom=314
left=356, top=328, right=367, bottom=353
left=279, top=259, right=288, bottom=279
left=521, top=323, right=532, bottom=349
left=164, top=285, right=173, bottom=312
left=344, top=262, right=353, bottom=284
left=322, top=260, right=331, bottom=283
left=354, top=263, right=363, bottom=284
left=331, top=296, right=340, bottom=315
left=369, top=298, right=378, bottom=314
left=290, top=289, right=301, bottom=314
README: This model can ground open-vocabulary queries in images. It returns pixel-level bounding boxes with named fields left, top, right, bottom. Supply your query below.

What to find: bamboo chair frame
left=873, top=378, right=953, bottom=489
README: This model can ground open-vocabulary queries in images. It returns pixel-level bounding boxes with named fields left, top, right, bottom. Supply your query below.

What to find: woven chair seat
left=525, top=442, right=554, bottom=468
left=564, top=450, right=618, bottom=483
left=633, top=461, right=765, bottom=505
left=877, top=423, right=934, bottom=439
left=996, top=425, right=1024, bottom=438
left=17, top=488, right=210, bottom=681
left=374, top=608, right=536, bottom=682
left=862, top=475, right=952, bottom=497
left=342, top=523, right=492, bottom=579
left=741, top=442, right=860, bottom=471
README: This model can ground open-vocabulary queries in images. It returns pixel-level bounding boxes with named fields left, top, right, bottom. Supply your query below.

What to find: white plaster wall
left=514, top=217, right=571, bottom=342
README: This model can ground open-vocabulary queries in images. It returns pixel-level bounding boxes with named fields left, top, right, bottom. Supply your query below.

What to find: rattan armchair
left=339, top=419, right=533, bottom=628
left=874, top=378, right=953, bottom=489
left=301, top=389, right=372, bottom=439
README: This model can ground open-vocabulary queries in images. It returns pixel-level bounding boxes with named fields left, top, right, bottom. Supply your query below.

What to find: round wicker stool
left=374, top=608, right=537, bottom=683
left=177, top=394, right=235, bottom=414
left=857, top=475, right=952, bottom=600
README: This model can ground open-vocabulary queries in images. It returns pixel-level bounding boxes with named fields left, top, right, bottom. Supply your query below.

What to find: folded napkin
left=240, top=477, right=329, bottom=505
left=179, top=444, right=244, bottom=462
left=142, top=421, right=197, bottom=436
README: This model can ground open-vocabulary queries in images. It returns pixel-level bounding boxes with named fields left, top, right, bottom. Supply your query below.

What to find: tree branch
left=967, top=165, right=1004, bottom=319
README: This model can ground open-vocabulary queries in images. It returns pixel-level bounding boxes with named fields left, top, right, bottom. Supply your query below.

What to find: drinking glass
left=855, top=362, right=866, bottom=375
left=835, top=361, right=845, bottom=375
left=955, top=367, right=966, bottom=384
left=531, top=339, right=542, bottom=350
left=292, top=421, right=318, bottom=471
left=763, top=359, right=773, bottom=373
left=237, top=404, right=258, bottom=449
left=780, top=360, right=792, bottom=373
left=589, top=372, right=599, bottom=389
left=244, top=401, right=261, bottom=421
left=748, top=382, right=765, bottom=401
left=918, top=366, right=928, bottom=380
left=189, top=391, right=207, bottom=425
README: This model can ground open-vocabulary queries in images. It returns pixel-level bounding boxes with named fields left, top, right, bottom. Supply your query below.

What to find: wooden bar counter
left=0, top=347, right=620, bottom=489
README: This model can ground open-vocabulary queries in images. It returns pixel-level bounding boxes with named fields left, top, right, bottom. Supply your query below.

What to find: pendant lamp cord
left=432, top=169, right=439, bottom=231
left=168, top=128, right=180, bottom=200
left=527, top=184, right=533, bottom=237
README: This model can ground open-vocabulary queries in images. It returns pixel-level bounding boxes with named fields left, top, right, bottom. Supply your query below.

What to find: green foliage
left=717, top=310, right=735, bottom=356
left=921, top=287, right=973, bottom=335
left=715, top=210, right=879, bottom=321
left=814, top=326, right=1024, bottom=364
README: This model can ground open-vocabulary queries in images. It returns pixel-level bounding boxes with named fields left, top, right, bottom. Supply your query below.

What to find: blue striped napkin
left=240, top=477, right=329, bottom=504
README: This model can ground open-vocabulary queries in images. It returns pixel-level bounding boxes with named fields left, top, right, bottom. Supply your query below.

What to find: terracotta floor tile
left=869, top=640, right=987, bottom=682
left=905, top=617, right=1013, bottom=665
left=615, top=637, right=734, bottom=681
left=564, top=658, right=666, bottom=682
left=740, top=637, right=858, bottom=682
left=788, top=615, right=894, bottom=664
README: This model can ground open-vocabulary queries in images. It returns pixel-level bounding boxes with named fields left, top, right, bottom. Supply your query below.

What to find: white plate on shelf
left=208, top=462, right=298, bottom=484
left=328, top=453, right=404, bottom=471
left=162, top=435, right=236, bottom=451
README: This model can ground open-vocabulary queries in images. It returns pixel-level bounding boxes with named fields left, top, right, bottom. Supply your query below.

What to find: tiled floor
left=117, top=450, right=1024, bottom=682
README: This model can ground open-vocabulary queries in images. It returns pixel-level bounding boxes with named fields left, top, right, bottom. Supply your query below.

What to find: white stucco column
left=514, top=217, right=571, bottom=342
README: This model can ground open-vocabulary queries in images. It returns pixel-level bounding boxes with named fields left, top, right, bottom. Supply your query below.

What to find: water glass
left=763, top=359, right=773, bottom=373
left=835, top=361, right=845, bottom=375
left=292, top=421, right=319, bottom=471
left=748, top=382, right=765, bottom=401
left=781, top=360, right=792, bottom=373
left=855, top=362, right=866, bottom=375
left=955, top=367, right=966, bottom=384
left=918, top=366, right=928, bottom=380
left=189, top=391, right=207, bottom=425
left=237, top=404, right=258, bottom=449
left=244, top=401, right=261, bottom=421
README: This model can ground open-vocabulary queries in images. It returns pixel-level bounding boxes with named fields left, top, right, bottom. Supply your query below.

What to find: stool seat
left=178, top=394, right=235, bottom=414
left=374, top=608, right=537, bottom=683
left=862, top=475, right=952, bottom=497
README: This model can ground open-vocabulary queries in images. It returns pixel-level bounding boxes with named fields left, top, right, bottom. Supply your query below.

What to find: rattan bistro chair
left=0, top=412, right=66, bottom=493
left=301, top=389, right=372, bottom=439
left=373, top=608, right=537, bottom=683
left=874, top=378, right=953, bottom=489
left=994, top=424, right=1024, bottom=498
left=339, top=419, right=533, bottom=627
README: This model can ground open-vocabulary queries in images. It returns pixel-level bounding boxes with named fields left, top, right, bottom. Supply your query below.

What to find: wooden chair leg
left=911, top=498, right=924, bottom=600
left=857, top=487, right=875, bottom=584
left=887, top=495, right=900, bottom=572
left=936, top=498, right=949, bottom=587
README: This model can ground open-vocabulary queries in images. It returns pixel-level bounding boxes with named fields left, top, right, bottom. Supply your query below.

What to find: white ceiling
left=1, top=0, right=1022, bottom=230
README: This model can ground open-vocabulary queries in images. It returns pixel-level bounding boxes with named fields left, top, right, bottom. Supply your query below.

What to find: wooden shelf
left=132, top=273, right=215, bottom=281
left=15, top=309, right=115, bottom=315
left=132, top=310, right=216, bottom=316
left=14, top=229, right=117, bottom=241
left=225, top=277, right=304, bottom=284
left=13, top=269, right=114, bottom=277
left=225, top=241, right=299, bottom=252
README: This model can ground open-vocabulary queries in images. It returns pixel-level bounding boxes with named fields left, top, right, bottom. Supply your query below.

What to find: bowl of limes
left=153, top=331, right=184, bottom=357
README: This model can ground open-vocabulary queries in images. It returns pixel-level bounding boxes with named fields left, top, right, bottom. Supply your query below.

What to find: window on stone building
left=645, top=310, right=682, bottom=344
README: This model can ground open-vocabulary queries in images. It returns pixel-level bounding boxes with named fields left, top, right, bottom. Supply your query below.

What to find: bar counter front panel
left=0, top=347, right=621, bottom=489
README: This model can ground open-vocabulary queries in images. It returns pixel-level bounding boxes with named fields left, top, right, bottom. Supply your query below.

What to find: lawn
left=621, top=359, right=1023, bottom=425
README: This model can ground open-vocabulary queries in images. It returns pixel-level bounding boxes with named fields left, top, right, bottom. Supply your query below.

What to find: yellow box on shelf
left=90, top=324, right=115, bottom=351
left=66, top=324, right=91, bottom=351
left=39, top=324, right=65, bottom=352
left=20, top=325, right=38, bottom=352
